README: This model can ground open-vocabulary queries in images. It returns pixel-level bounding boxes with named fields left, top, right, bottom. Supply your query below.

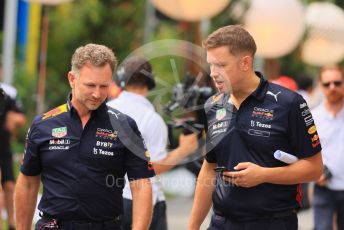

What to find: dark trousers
left=313, top=185, right=344, bottom=230
left=122, top=198, right=167, bottom=230
left=207, top=213, right=298, bottom=230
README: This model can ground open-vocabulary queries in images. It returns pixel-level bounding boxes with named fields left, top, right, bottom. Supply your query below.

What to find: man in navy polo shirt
left=14, top=44, right=155, bottom=230
left=188, top=25, right=323, bottom=230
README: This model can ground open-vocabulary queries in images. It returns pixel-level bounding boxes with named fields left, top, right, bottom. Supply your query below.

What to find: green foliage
left=10, top=64, right=37, bottom=152
left=10, top=0, right=344, bottom=138
left=335, top=0, right=344, bottom=8
left=43, top=0, right=146, bottom=109
left=210, top=0, right=248, bottom=31
left=7, top=1, right=149, bottom=151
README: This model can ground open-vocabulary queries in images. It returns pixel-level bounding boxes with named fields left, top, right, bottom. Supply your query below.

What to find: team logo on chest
left=52, top=127, right=67, bottom=138
left=96, top=128, right=118, bottom=140
left=49, top=139, right=70, bottom=150
left=216, top=108, right=226, bottom=120
left=267, top=91, right=281, bottom=102
left=252, top=107, right=274, bottom=120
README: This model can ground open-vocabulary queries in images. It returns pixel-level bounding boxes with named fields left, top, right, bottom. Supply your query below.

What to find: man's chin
left=328, top=97, right=343, bottom=104
left=218, top=87, right=231, bottom=94
left=87, top=104, right=101, bottom=111
left=327, top=93, right=343, bottom=103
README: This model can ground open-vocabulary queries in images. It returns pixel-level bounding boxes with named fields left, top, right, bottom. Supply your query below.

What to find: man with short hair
left=15, top=44, right=154, bottom=230
left=312, top=65, right=344, bottom=230
left=107, top=56, right=198, bottom=230
left=188, top=25, right=323, bottom=230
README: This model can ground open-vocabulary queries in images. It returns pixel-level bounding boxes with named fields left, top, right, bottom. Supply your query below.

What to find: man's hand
left=223, top=152, right=323, bottom=187
left=152, top=133, right=198, bottom=174
left=5, top=111, right=26, bottom=134
left=222, top=162, right=266, bottom=188
left=316, top=174, right=328, bottom=186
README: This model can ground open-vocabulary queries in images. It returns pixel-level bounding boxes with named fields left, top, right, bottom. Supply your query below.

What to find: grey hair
left=71, top=43, right=117, bottom=75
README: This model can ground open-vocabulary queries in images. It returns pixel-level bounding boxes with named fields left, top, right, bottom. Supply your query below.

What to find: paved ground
left=162, top=168, right=314, bottom=230
left=27, top=168, right=314, bottom=229
left=166, top=196, right=314, bottom=230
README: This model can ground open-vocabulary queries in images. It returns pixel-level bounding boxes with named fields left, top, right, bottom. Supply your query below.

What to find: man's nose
left=210, top=66, right=219, bottom=79
left=92, top=88, right=101, bottom=98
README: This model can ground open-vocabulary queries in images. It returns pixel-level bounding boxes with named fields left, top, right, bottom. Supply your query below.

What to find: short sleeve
left=204, top=98, right=217, bottom=163
left=288, top=95, right=322, bottom=158
left=122, top=117, right=155, bottom=181
left=20, top=119, right=42, bottom=176
left=205, top=129, right=217, bottom=163
left=143, top=114, right=168, bottom=162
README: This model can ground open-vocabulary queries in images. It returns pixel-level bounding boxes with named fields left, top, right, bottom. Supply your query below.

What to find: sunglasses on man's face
left=322, top=80, right=342, bottom=88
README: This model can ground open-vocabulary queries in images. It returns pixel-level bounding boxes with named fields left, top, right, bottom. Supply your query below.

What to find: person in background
left=0, top=82, right=26, bottom=230
left=312, top=65, right=344, bottom=230
left=14, top=44, right=154, bottom=230
left=108, top=80, right=122, bottom=99
left=107, top=56, right=198, bottom=230
left=296, top=73, right=322, bottom=109
left=296, top=73, right=314, bottom=104
left=188, top=25, right=323, bottom=230
left=271, top=75, right=298, bottom=91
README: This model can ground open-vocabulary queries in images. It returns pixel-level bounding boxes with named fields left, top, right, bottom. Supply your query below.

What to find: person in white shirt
left=107, top=56, right=198, bottom=230
left=312, top=65, right=344, bottom=230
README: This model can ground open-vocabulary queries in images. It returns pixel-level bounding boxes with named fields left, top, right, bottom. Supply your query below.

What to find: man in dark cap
left=108, top=56, right=197, bottom=230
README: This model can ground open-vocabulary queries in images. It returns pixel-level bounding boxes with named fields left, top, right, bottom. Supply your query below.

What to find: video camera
left=164, top=74, right=214, bottom=175
left=164, top=74, right=213, bottom=135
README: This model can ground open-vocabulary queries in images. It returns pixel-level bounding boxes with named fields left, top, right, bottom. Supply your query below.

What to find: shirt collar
left=250, top=71, right=269, bottom=102
left=66, top=93, right=73, bottom=112
left=66, top=92, right=108, bottom=118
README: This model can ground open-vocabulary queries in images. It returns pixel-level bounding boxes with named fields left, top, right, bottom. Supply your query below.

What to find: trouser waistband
left=39, top=214, right=121, bottom=230
left=214, top=209, right=296, bottom=222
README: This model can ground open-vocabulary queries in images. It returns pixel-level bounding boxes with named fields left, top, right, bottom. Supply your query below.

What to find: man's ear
left=240, top=55, right=252, bottom=72
left=68, top=71, right=76, bottom=89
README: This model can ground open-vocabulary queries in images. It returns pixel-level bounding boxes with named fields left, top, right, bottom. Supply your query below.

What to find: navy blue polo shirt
left=205, top=72, right=321, bottom=219
left=21, top=94, right=155, bottom=221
